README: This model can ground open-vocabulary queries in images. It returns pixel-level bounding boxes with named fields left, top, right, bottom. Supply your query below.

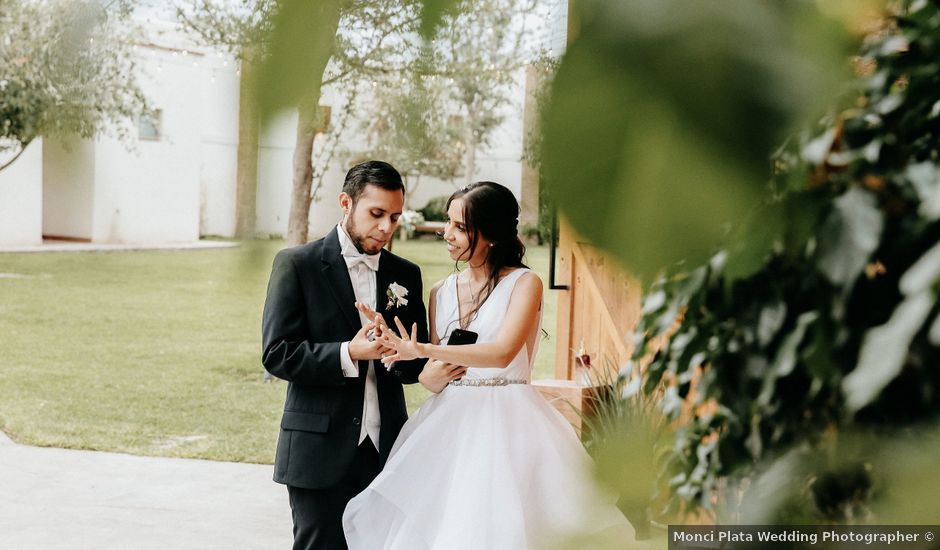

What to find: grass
left=0, top=238, right=557, bottom=463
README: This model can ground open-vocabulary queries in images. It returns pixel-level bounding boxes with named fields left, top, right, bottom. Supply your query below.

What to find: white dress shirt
left=336, top=225, right=381, bottom=450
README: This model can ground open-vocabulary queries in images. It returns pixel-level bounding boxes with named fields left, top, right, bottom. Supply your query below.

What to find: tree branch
left=0, top=141, right=31, bottom=174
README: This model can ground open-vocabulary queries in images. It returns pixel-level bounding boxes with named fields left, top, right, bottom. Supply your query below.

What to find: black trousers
left=287, top=441, right=380, bottom=550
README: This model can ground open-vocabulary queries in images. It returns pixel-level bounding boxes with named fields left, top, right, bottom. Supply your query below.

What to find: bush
left=624, top=1, right=940, bottom=521
left=418, top=196, right=449, bottom=222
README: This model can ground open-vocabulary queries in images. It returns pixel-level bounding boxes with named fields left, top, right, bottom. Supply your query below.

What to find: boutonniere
left=386, top=282, right=409, bottom=310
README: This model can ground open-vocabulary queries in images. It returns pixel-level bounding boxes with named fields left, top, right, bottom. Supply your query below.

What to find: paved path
left=0, top=240, right=240, bottom=253
left=0, top=432, right=292, bottom=549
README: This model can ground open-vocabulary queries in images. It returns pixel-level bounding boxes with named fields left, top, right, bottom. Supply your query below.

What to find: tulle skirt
left=342, top=384, right=633, bottom=550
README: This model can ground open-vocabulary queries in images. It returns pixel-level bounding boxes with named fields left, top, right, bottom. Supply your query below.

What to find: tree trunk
left=406, top=173, right=421, bottom=209
left=287, top=98, right=318, bottom=247
left=0, top=141, right=29, bottom=174
left=464, top=124, right=477, bottom=187
left=234, top=49, right=260, bottom=239
left=284, top=4, right=343, bottom=248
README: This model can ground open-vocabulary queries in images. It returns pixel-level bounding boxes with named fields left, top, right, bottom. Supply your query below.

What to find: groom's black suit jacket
left=261, top=228, right=428, bottom=490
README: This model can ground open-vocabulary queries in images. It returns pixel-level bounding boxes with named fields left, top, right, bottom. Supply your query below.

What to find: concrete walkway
left=0, top=239, right=240, bottom=253
left=0, top=431, right=292, bottom=549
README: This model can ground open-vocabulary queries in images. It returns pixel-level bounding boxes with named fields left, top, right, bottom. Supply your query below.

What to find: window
left=138, top=109, right=162, bottom=140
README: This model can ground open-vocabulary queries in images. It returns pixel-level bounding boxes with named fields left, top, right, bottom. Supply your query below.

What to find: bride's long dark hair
left=447, top=181, right=527, bottom=325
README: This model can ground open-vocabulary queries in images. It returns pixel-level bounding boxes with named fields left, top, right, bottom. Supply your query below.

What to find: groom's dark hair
left=343, top=160, right=405, bottom=202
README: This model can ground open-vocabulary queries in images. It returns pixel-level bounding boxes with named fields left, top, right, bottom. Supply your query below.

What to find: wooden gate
left=532, top=217, right=644, bottom=430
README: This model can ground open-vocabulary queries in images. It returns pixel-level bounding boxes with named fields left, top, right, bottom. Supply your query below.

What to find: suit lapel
left=320, top=228, right=360, bottom=333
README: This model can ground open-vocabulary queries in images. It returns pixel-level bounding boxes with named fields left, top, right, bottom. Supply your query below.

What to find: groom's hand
left=418, top=360, right=468, bottom=394
left=355, top=302, right=387, bottom=330
left=349, top=322, right=391, bottom=361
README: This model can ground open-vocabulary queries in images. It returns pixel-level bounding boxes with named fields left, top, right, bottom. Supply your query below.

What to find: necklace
left=456, top=274, right=488, bottom=330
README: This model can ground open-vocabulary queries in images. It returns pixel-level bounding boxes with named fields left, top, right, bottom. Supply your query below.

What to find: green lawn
left=0, top=238, right=557, bottom=463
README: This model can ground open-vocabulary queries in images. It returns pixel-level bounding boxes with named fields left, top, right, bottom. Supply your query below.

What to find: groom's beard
left=344, top=215, right=384, bottom=255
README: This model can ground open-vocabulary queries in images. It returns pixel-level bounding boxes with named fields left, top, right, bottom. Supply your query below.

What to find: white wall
left=255, top=102, right=355, bottom=241
left=0, top=140, right=43, bottom=246
left=0, top=12, right=541, bottom=248
left=42, top=138, right=95, bottom=240
left=198, top=54, right=240, bottom=237
left=200, top=139, right=237, bottom=237
left=256, top=110, right=298, bottom=239
left=89, top=46, right=203, bottom=244
left=306, top=86, right=365, bottom=240
left=307, top=164, right=347, bottom=240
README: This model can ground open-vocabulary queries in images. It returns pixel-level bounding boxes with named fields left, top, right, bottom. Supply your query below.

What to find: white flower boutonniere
left=386, top=282, right=409, bottom=310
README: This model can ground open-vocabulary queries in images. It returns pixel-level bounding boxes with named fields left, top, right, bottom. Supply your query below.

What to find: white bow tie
left=343, top=250, right=380, bottom=271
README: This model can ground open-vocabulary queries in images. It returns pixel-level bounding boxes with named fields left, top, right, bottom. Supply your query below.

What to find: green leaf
left=722, top=202, right=785, bottom=281
left=899, top=241, right=940, bottom=296
left=801, top=128, right=837, bottom=164
left=906, top=162, right=940, bottom=221
left=758, top=311, right=817, bottom=407
left=774, top=312, right=818, bottom=378
left=815, top=187, right=883, bottom=286
left=843, top=292, right=935, bottom=414
left=255, top=0, right=345, bottom=117
left=757, top=301, right=787, bottom=347
left=416, top=0, right=462, bottom=39
left=929, top=312, right=940, bottom=346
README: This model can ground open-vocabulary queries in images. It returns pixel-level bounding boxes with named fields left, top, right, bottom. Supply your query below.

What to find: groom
left=262, top=161, right=436, bottom=549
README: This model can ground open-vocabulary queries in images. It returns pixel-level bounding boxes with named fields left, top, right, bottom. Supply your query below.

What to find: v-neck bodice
left=433, top=268, right=538, bottom=380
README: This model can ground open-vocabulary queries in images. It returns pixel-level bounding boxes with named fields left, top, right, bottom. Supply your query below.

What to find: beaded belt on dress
left=448, top=379, right=528, bottom=387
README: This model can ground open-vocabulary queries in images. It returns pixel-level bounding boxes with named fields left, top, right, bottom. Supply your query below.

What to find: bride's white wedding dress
left=343, top=268, right=633, bottom=549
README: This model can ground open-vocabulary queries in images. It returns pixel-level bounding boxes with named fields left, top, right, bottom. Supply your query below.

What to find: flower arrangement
left=573, top=340, right=592, bottom=385
left=398, top=209, right=425, bottom=239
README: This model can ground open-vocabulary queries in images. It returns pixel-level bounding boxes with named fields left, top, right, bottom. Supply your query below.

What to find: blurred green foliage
left=622, top=0, right=940, bottom=522
left=417, top=195, right=450, bottom=221
left=414, top=0, right=462, bottom=39
left=254, top=0, right=343, bottom=118
left=583, top=371, right=671, bottom=540
left=542, top=0, right=855, bottom=283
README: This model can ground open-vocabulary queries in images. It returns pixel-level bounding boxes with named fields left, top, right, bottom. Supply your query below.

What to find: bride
left=342, top=181, right=633, bottom=549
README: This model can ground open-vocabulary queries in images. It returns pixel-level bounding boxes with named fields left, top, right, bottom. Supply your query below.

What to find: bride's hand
left=380, top=316, right=424, bottom=364
left=418, top=360, right=467, bottom=393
